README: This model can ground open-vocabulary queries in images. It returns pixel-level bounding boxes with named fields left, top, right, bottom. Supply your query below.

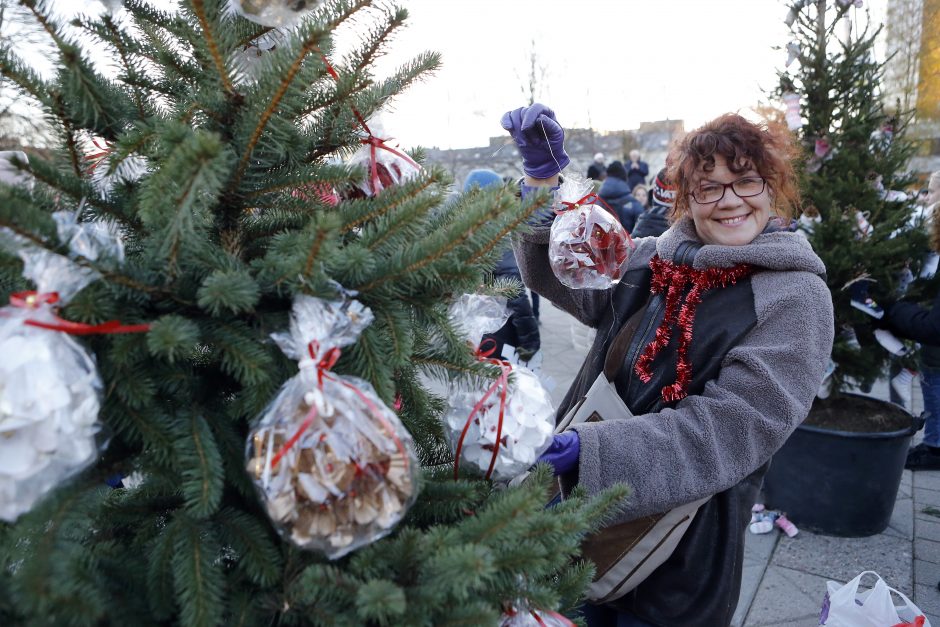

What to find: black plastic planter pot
left=762, top=399, right=922, bottom=537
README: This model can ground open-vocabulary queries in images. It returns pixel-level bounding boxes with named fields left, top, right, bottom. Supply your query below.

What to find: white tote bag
left=820, top=571, right=930, bottom=627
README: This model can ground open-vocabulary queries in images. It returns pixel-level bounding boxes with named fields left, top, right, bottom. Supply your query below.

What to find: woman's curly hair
left=667, top=113, right=801, bottom=221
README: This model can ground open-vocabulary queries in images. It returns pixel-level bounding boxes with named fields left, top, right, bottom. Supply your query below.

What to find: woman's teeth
left=718, top=214, right=748, bottom=225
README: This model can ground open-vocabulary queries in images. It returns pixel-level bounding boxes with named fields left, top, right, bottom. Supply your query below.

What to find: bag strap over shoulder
left=603, top=301, right=649, bottom=382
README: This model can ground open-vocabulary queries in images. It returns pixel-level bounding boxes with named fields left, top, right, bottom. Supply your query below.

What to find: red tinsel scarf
left=634, top=255, right=756, bottom=403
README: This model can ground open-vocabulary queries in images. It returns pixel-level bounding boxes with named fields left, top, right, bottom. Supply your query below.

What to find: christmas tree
left=778, top=0, right=930, bottom=396
left=0, top=1, right=622, bottom=624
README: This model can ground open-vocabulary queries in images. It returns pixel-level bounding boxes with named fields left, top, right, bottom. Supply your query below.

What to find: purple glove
left=500, top=103, right=570, bottom=179
left=537, top=430, right=580, bottom=476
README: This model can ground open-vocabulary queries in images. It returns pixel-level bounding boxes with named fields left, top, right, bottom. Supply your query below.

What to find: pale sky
left=369, top=0, right=888, bottom=150
left=20, top=1, right=887, bottom=151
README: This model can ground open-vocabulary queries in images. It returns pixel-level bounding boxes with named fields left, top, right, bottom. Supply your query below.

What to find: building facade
left=425, top=120, right=685, bottom=191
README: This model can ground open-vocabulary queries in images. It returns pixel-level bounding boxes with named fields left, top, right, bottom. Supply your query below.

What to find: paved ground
left=532, top=295, right=940, bottom=626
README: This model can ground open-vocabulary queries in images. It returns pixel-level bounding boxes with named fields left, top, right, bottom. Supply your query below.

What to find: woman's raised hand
left=500, top=103, right=570, bottom=179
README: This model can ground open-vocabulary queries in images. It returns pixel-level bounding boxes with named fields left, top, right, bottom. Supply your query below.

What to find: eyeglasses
left=690, top=176, right=766, bottom=204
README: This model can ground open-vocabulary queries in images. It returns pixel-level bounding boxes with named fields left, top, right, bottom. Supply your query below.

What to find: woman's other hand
left=536, top=430, right=580, bottom=475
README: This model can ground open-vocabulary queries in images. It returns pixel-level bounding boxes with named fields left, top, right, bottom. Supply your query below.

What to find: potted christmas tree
left=762, top=0, right=930, bottom=536
left=0, top=1, right=623, bottom=624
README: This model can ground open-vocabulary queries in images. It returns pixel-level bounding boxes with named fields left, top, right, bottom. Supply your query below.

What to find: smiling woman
left=670, top=113, right=801, bottom=247
left=505, top=104, right=834, bottom=626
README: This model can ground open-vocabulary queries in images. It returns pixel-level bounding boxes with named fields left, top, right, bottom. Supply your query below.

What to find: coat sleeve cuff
left=520, top=182, right=559, bottom=236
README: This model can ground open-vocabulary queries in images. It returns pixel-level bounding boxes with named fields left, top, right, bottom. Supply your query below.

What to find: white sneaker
left=891, top=368, right=916, bottom=407
left=874, top=329, right=910, bottom=356
left=850, top=297, right=885, bottom=319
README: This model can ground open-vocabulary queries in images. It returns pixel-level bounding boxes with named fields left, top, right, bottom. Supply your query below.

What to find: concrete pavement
left=531, top=295, right=940, bottom=626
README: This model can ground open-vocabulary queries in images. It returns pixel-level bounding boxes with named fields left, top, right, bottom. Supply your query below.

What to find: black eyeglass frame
left=690, top=177, right=767, bottom=204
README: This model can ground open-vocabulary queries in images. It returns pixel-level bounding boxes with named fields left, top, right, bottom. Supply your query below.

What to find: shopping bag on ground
left=819, top=570, right=930, bottom=627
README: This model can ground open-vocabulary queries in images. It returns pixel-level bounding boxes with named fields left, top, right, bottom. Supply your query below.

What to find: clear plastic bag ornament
left=0, top=216, right=123, bottom=522
left=344, top=119, right=421, bottom=199
left=247, top=295, right=419, bottom=559
left=549, top=176, right=632, bottom=290
left=229, top=0, right=324, bottom=28
left=441, top=294, right=554, bottom=481
left=233, top=29, right=287, bottom=85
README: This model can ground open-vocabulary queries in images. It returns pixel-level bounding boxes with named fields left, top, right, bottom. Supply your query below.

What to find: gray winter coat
left=514, top=214, right=834, bottom=625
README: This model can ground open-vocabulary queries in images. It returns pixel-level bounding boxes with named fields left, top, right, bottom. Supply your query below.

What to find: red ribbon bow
left=10, top=290, right=151, bottom=335
left=557, top=192, right=599, bottom=213
left=502, top=604, right=574, bottom=627
left=83, top=138, right=112, bottom=175
left=270, top=340, right=409, bottom=473
left=453, top=339, right=513, bottom=481
left=633, top=257, right=754, bottom=402
left=360, top=135, right=420, bottom=195
left=316, top=52, right=420, bottom=196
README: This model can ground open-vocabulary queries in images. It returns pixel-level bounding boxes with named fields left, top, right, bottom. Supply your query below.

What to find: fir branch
left=21, top=0, right=67, bottom=52
left=346, top=6, right=408, bottom=75
left=173, top=412, right=224, bottom=518
left=302, top=221, right=330, bottom=278
left=348, top=175, right=435, bottom=234
left=20, top=155, right=117, bottom=223
left=464, top=188, right=539, bottom=266
left=412, top=356, right=477, bottom=377
left=133, top=18, right=199, bottom=84
left=103, top=15, right=146, bottom=118
left=356, top=202, right=498, bottom=291
left=188, top=0, right=235, bottom=95
left=0, top=46, right=52, bottom=108
left=230, top=27, right=331, bottom=191
left=0, top=218, right=52, bottom=249
left=171, top=515, right=225, bottom=627
left=215, top=508, right=283, bottom=588
left=146, top=519, right=179, bottom=621
left=53, top=91, right=82, bottom=177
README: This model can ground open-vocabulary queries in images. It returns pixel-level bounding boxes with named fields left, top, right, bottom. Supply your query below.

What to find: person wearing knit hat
left=631, top=167, right=675, bottom=238
left=463, top=168, right=503, bottom=191
left=651, top=167, right=677, bottom=208
left=598, top=160, right=645, bottom=232
left=462, top=169, right=541, bottom=363
left=587, top=152, right=607, bottom=181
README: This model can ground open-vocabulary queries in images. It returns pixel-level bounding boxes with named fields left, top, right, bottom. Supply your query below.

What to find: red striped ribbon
left=10, top=291, right=151, bottom=335
left=453, top=339, right=512, bottom=481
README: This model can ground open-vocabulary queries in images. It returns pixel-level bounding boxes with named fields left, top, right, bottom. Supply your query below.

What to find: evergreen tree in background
left=0, top=1, right=622, bottom=624
left=779, top=0, right=930, bottom=396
